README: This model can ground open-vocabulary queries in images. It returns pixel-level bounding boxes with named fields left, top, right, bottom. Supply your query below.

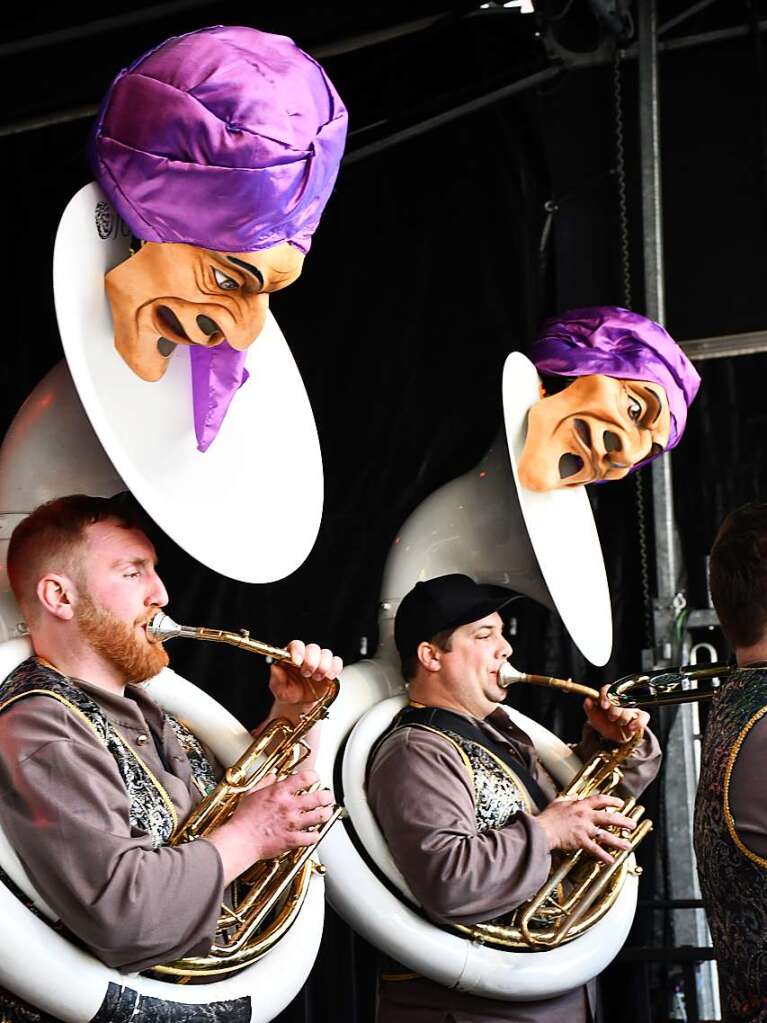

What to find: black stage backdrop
left=2, top=2, right=767, bottom=1020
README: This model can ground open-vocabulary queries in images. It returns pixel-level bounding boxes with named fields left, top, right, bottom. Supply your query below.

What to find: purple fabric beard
left=189, top=343, right=250, bottom=453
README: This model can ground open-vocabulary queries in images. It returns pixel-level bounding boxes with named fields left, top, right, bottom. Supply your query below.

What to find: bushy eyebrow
left=226, top=256, right=264, bottom=288
left=640, top=385, right=662, bottom=425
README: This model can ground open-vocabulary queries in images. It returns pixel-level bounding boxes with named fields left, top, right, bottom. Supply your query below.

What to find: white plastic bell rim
left=315, top=663, right=637, bottom=1002
left=0, top=638, right=324, bottom=1023
left=377, top=351, right=612, bottom=669
left=52, top=182, right=324, bottom=584
left=502, top=351, right=612, bottom=668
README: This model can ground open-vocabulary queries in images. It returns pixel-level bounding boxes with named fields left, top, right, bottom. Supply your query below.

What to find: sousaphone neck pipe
left=498, top=662, right=601, bottom=701
left=147, top=611, right=292, bottom=664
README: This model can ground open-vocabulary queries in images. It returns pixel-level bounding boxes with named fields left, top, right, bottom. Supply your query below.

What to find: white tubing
left=0, top=865, right=325, bottom=1022
left=0, top=648, right=325, bottom=1022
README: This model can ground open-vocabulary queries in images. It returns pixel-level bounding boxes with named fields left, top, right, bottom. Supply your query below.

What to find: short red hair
left=7, top=493, right=142, bottom=621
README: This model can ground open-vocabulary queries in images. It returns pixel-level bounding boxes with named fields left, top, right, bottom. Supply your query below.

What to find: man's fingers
left=289, top=830, right=323, bottom=848
left=592, top=827, right=632, bottom=853
left=314, top=650, right=342, bottom=681
left=597, top=810, right=636, bottom=831
left=287, top=639, right=306, bottom=669
left=286, top=769, right=319, bottom=793
left=296, top=788, right=334, bottom=811
left=584, top=838, right=615, bottom=865
left=299, top=642, right=322, bottom=677
left=308, top=647, right=332, bottom=681
left=296, top=806, right=334, bottom=830
left=284, top=640, right=342, bottom=683
left=586, top=794, right=624, bottom=810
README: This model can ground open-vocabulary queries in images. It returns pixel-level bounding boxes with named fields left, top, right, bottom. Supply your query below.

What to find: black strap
left=379, top=706, right=550, bottom=813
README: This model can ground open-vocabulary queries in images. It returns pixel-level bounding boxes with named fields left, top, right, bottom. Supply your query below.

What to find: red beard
left=76, top=595, right=169, bottom=684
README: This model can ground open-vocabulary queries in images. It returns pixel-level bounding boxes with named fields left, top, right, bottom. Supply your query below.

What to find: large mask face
left=517, top=374, right=671, bottom=491
left=105, top=241, right=304, bottom=381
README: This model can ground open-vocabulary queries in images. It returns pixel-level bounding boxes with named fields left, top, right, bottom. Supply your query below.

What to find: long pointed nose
left=602, top=429, right=652, bottom=469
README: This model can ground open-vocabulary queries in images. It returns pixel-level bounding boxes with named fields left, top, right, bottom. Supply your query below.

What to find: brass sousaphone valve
left=486, top=658, right=736, bottom=946
left=469, top=660, right=654, bottom=949
left=145, top=611, right=343, bottom=977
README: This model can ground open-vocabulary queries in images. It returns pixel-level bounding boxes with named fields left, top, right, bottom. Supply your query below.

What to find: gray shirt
left=0, top=675, right=225, bottom=973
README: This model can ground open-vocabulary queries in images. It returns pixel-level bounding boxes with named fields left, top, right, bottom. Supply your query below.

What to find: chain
left=614, top=47, right=653, bottom=651
left=613, top=50, right=632, bottom=310
left=634, top=469, right=653, bottom=652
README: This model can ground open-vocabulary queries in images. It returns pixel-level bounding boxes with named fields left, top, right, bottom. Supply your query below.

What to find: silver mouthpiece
left=146, top=611, right=192, bottom=643
left=498, top=661, right=524, bottom=689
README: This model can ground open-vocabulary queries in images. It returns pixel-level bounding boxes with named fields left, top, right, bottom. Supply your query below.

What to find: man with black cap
left=367, top=573, right=662, bottom=1023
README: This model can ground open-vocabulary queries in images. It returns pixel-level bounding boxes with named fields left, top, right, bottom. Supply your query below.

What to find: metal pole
left=639, top=2, right=665, bottom=326
left=638, top=11, right=721, bottom=1015
left=639, top=0, right=679, bottom=665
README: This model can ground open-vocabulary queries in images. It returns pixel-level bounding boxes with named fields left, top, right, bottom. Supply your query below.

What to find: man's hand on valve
left=209, top=768, right=335, bottom=884
left=583, top=684, right=650, bottom=744
left=535, top=793, right=637, bottom=866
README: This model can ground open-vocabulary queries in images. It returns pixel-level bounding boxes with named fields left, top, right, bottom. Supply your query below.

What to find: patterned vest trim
left=379, top=707, right=536, bottom=832
left=0, top=658, right=215, bottom=848
left=693, top=667, right=767, bottom=1023
left=429, top=725, right=532, bottom=830
left=165, top=715, right=218, bottom=799
left=722, top=703, right=767, bottom=869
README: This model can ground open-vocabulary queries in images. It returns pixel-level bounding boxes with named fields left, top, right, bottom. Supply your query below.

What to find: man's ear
left=36, top=573, right=77, bottom=621
left=416, top=641, right=442, bottom=674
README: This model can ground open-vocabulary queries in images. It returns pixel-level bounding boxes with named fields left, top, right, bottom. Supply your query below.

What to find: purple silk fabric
left=92, top=26, right=348, bottom=254
left=190, top=343, right=249, bottom=453
left=531, top=306, right=700, bottom=455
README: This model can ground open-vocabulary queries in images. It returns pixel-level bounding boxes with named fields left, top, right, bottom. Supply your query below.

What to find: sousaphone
left=0, top=184, right=328, bottom=1023
left=313, top=352, right=640, bottom=1000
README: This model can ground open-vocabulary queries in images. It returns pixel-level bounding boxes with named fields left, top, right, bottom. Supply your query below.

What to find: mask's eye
left=212, top=267, right=240, bottom=291
left=628, top=395, right=642, bottom=421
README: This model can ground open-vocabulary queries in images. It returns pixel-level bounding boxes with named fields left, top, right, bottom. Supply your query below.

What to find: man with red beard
left=0, top=493, right=341, bottom=979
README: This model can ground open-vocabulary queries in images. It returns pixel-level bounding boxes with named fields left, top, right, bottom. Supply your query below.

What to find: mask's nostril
left=157, top=338, right=176, bottom=358
left=196, top=315, right=220, bottom=337
left=558, top=453, right=584, bottom=479
left=157, top=305, right=188, bottom=341
left=603, top=430, right=621, bottom=453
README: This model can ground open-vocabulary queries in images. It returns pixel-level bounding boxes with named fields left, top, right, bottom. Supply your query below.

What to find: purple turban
left=91, top=25, right=348, bottom=254
left=90, top=26, right=347, bottom=452
left=530, top=306, right=700, bottom=455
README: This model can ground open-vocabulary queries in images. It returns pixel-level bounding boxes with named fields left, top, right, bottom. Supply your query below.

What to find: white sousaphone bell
left=313, top=352, right=635, bottom=1001
left=0, top=184, right=328, bottom=1023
